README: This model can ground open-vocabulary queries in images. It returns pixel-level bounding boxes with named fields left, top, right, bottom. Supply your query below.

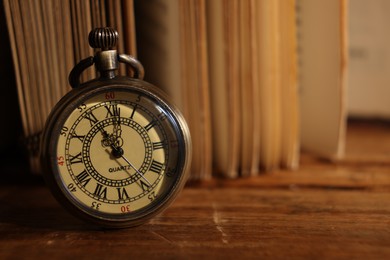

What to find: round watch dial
left=42, top=81, right=190, bottom=227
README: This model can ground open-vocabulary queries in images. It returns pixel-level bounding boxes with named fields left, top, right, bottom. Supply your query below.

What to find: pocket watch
left=40, top=28, right=191, bottom=228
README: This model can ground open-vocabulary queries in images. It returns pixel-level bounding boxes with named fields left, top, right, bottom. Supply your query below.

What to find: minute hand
left=111, top=145, right=152, bottom=186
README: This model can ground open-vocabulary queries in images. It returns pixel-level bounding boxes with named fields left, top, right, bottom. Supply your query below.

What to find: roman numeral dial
left=53, top=89, right=184, bottom=218
left=63, top=98, right=168, bottom=200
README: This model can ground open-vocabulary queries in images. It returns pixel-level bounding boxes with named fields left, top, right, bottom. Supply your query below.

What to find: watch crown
left=88, top=27, right=118, bottom=50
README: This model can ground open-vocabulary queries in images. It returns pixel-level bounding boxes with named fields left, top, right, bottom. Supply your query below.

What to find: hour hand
left=112, top=117, right=123, bottom=147
left=100, top=127, right=114, bottom=148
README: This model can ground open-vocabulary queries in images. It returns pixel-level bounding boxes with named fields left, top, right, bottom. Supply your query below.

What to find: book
left=136, top=0, right=348, bottom=176
left=134, top=0, right=300, bottom=178
left=297, top=0, right=348, bottom=160
left=135, top=0, right=212, bottom=180
left=3, top=0, right=348, bottom=179
left=3, top=0, right=137, bottom=172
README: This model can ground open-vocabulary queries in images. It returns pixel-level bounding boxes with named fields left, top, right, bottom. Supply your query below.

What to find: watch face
left=42, top=80, right=190, bottom=227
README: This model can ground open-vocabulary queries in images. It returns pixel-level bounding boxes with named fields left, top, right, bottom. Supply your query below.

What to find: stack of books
left=3, top=0, right=347, bottom=179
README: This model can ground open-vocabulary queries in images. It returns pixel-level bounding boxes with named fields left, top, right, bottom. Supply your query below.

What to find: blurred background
left=348, top=0, right=390, bottom=119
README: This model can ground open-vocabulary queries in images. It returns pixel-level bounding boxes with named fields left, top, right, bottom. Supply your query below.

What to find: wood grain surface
left=0, top=120, right=389, bottom=259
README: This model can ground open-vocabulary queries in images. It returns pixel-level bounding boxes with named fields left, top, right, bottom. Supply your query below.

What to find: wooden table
left=1, top=120, right=389, bottom=259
